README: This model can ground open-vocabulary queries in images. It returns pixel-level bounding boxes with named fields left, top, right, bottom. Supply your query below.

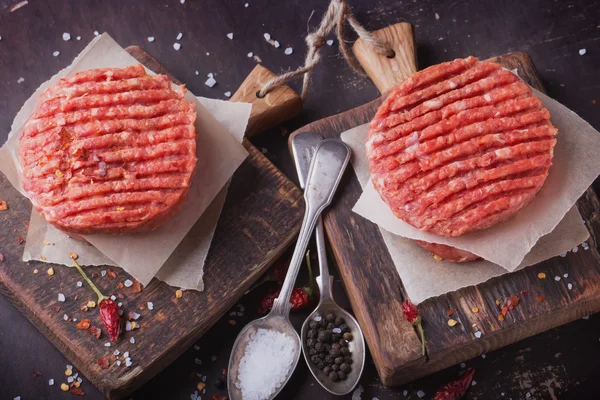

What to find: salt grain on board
left=58, top=293, right=65, bottom=302
left=17, top=77, right=24, bottom=83
left=76, top=36, right=81, bottom=40
left=49, top=379, right=54, bottom=385
left=417, top=390, right=426, bottom=398
left=264, top=33, right=271, bottom=41
left=579, top=48, right=587, bottom=56
left=435, top=12, right=440, bottom=20
left=227, top=33, right=234, bottom=40
left=352, top=385, right=364, bottom=400
left=474, top=331, right=482, bottom=338
left=284, top=47, right=293, bottom=55
left=147, top=36, right=155, bottom=42
left=224, top=91, right=232, bottom=97
left=205, top=77, right=216, bottom=87
left=274, top=40, right=280, bottom=48
left=62, top=32, right=71, bottom=41
left=247, top=52, right=253, bottom=57
left=555, top=276, right=561, bottom=281
left=94, top=31, right=99, bottom=36
left=147, top=301, right=154, bottom=310
left=124, top=279, right=133, bottom=287
left=326, top=39, right=334, bottom=46
left=460, top=362, right=466, bottom=368
left=235, top=328, right=296, bottom=400
left=564, top=273, right=569, bottom=278
left=244, top=3, right=249, bottom=7
left=560, top=252, right=568, bottom=257
left=53, top=51, right=60, bottom=57
left=173, top=42, right=181, bottom=51
left=76, top=281, right=82, bottom=287
left=177, top=32, right=183, bottom=40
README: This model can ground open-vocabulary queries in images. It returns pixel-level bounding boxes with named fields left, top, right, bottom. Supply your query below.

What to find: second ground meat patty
left=19, top=64, right=198, bottom=234
left=367, top=56, right=557, bottom=239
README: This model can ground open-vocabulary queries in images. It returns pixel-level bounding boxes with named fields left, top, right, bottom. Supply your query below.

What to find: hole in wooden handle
left=386, top=49, right=396, bottom=59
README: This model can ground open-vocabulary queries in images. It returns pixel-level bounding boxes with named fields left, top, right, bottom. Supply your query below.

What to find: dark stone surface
left=0, top=0, right=599, bottom=399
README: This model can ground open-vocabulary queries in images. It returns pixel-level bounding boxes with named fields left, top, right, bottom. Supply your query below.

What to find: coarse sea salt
left=352, top=385, right=364, bottom=400
left=284, top=47, right=293, bottom=55
left=173, top=42, right=181, bottom=51
left=147, top=36, right=155, bottom=42
left=62, top=32, right=71, bottom=41
left=235, top=328, right=295, bottom=400
left=53, top=51, right=60, bottom=57
left=227, top=33, right=234, bottom=40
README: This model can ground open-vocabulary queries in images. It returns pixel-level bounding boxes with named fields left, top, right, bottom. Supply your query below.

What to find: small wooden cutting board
left=289, top=23, right=600, bottom=386
left=0, top=46, right=304, bottom=399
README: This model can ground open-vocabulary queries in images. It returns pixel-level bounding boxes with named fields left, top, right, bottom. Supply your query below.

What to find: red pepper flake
left=130, top=278, right=143, bottom=293
left=16, top=236, right=24, bottom=244
left=0, top=200, right=7, bottom=210
left=433, top=368, right=475, bottom=400
left=69, top=387, right=86, bottom=396
left=402, top=299, right=427, bottom=356
left=258, top=287, right=311, bottom=314
left=54, top=306, right=61, bottom=313
left=32, top=370, right=43, bottom=377
left=520, top=290, right=528, bottom=295
left=536, top=295, right=546, bottom=302
left=222, top=368, right=227, bottom=377
left=447, top=307, right=457, bottom=316
left=99, top=298, right=121, bottom=342
left=106, top=268, right=117, bottom=279
left=97, top=356, right=110, bottom=369
left=86, top=325, right=102, bottom=339
left=76, top=319, right=91, bottom=330
left=211, top=395, right=227, bottom=400
left=117, top=282, right=124, bottom=289
left=91, top=272, right=99, bottom=279
left=117, top=292, right=125, bottom=299
left=0, top=253, right=4, bottom=262
left=498, top=295, right=520, bottom=321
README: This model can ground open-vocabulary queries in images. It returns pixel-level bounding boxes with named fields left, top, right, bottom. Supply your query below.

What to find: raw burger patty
left=19, top=64, right=198, bottom=234
left=367, top=56, right=557, bottom=238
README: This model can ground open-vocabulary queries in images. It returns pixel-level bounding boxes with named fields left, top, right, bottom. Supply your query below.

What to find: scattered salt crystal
left=571, top=246, right=578, bottom=253
left=237, top=312, right=243, bottom=316
left=206, top=52, right=210, bottom=56
left=114, top=350, right=120, bottom=356
left=177, top=32, right=183, bottom=40
left=62, top=32, right=71, bottom=41
left=236, top=328, right=296, bottom=400
left=326, top=39, right=334, bottom=46
left=564, top=273, right=569, bottom=278
left=101, top=270, right=107, bottom=277
left=49, top=379, right=54, bottom=385
left=264, top=33, right=271, bottom=41
left=147, top=36, right=155, bottom=42
left=68, top=376, right=74, bottom=383
left=124, top=351, right=129, bottom=358
left=313, top=315, right=322, bottom=322
left=147, top=302, right=154, bottom=310
left=247, top=52, right=253, bottom=58
left=130, top=337, right=136, bottom=344
left=579, top=48, right=587, bottom=56
left=110, top=295, right=117, bottom=301
left=63, top=314, right=69, bottom=321
left=284, top=47, right=293, bottom=55
left=205, top=77, right=217, bottom=87
left=0, top=36, right=2, bottom=41
left=73, top=318, right=78, bottom=322
left=568, top=283, right=573, bottom=290
left=126, top=321, right=133, bottom=331
left=195, top=71, right=199, bottom=75
left=194, top=358, right=202, bottom=365
left=210, top=355, right=217, bottom=361
left=66, top=364, right=73, bottom=370
left=460, top=362, right=466, bottom=368
left=472, top=380, right=477, bottom=386
left=373, top=397, right=379, bottom=400
left=560, top=252, right=567, bottom=257
left=227, top=33, right=234, bottom=40
left=238, top=304, right=245, bottom=311
left=474, top=331, right=482, bottom=338
left=104, top=342, right=111, bottom=347
left=582, top=315, right=590, bottom=320
left=481, top=354, right=486, bottom=359
left=53, top=51, right=60, bottom=57
left=126, top=359, right=133, bottom=367
left=77, top=377, right=82, bottom=383
left=555, top=276, right=561, bottom=281
left=124, top=279, right=133, bottom=287
left=17, top=77, right=24, bottom=83
left=352, top=385, right=364, bottom=400
left=417, top=390, right=425, bottom=398
left=194, top=344, right=200, bottom=350
left=435, top=12, right=440, bottom=20
left=244, top=3, right=249, bottom=7
left=332, top=327, right=342, bottom=333
left=76, top=281, right=82, bottom=287
left=501, top=393, right=505, bottom=397
left=14, top=397, right=20, bottom=400
left=94, top=31, right=99, bottom=36
left=116, top=360, right=121, bottom=366
left=274, top=40, right=280, bottom=48
left=76, top=36, right=81, bottom=40
left=202, top=375, right=207, bottom=382
left=58, top=293, right=66, bottom=302
left=173, top=42, right=181, bottom=51
left=403, top=390, right=408, bottom=397
left=224, top=91, right=232, bottom=97
left=207, top=72, right=214, bottom=78
left=525, top=393, right=531, bottom=398
left=180, top=0, right=185, bottom=3
left=229, top=311, right=237, bottom=316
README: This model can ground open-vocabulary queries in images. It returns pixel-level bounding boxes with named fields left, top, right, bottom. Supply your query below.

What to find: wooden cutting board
left=0, top=46, right=304, bottom=399
left=289, top=23, right=600, bottom=386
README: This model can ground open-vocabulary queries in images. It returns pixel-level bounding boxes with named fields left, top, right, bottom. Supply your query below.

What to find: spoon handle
left=314, top=218, right=334, bottom=302
left=271, top=139, right=350, bottom=317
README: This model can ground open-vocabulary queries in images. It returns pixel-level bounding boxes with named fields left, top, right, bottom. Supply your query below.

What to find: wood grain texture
left=0, top=46, right=304, bottom=399
left=231, top=64, right=303, bottom=138
left=352, top=22, right=418, bottom=94
left=289, top=50, right=600, bottom=386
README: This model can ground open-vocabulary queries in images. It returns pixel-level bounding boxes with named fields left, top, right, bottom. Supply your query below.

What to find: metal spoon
left=292, top=132, right=366, bottom=395
left=227, top=139, right=351, bottom=400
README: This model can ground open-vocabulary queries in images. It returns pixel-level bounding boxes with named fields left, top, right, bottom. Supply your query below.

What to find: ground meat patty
left=19, top=64, right=197, bottom=234
left=367, top=56, right=557, bottom=238
left=415, top=241, right=480, bottom=263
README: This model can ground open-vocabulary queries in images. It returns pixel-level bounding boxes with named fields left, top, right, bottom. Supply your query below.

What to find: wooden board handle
left=231, top=65, right=303, bottom=138
left=352, top=22, right=417, bottom=95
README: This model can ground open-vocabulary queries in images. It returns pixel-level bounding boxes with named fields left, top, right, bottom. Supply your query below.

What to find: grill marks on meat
left=367, top=57, right=557, bottom=237
left=19, top=65, right=197, bottom=234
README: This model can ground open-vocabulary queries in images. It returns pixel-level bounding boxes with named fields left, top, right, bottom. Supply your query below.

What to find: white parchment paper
left=346, top=89, right=600, bottom=271
left=0, top=34, right=250, bottom=289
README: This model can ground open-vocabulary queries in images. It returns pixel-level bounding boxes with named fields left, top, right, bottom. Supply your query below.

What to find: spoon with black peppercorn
left=292, top=132, right=366, bottom=395
left=227, top=138, right=351, bottom=400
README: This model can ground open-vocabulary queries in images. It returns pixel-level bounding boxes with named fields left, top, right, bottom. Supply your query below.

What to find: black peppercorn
left=307, top=329, right=317, bottom=338
left=323, top=343, right=331, bottom=352
left=325, top=323, right=334, bottom=330
left=316, top=361, right=325, bottom=370
left=309, top=348, right=317, bottom=355
left=215, top=378, right=225, bottom=389
left=306, top=338, right=316, bottom=348
left=323, top=366, right=331, bottom=375
left=334, top=316, right=344, bottom=325
left=314, top=342, right=324, bottom=352
left=331, top=364, right=339, bottom=371
left=329, top=349, right=341, bottom=358
left=344, top=355, right=353, bottom=364
left=324, top=355, right=333, bottom=364
left=331, top=333, right=341, bottom=342
left=310, top=355, right=320, bottom=364
left=309, top=321, right=319, bottom=329
left=337, top=371, right=347, bottom=380
left=343, top=332, right=353, bottom=341
left=328, top=371, right=339, bottom=382
left=340, top=347, right=350, bottom=356
left=326, top=313, right=335, bottom=322
left=340, top=363, right=350, bottom=372
left=335, top=356, right=344, bottom=365
left=318, top=353, right=325, bottom=360
left=317, top=330, right=331, bottom=342
left=339, top=324, right=350, bottom=333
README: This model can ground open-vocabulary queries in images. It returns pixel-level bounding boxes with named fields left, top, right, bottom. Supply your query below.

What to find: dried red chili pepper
left=99, top=298, right=121, bottom=342
left=71, top=256, right=121, bottom=342
left=69, top=387, right=86, bottom=396
left=433, top=368, right=475, bottom=400
left=402, top=299, right=426, bottom=356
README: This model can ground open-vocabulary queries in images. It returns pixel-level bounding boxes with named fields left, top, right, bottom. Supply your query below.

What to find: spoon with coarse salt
left=292, top=132, right=366, bottom=395
left=227, top=139, right=350, bottom=400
